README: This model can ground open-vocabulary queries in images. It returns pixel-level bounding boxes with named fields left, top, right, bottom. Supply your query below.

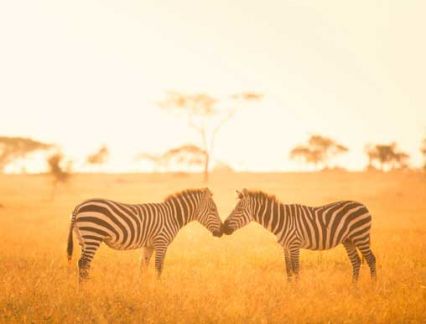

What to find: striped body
left=223, top=190, right=376, bottom=282
left=74, top=199, right=190, bottom=252
left=67, top=188, right=222, bottom=281
left=261, top=201, right=371, bottom=251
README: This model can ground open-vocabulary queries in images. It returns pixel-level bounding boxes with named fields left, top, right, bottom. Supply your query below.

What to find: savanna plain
left=0, top=171, right=425, bottom=323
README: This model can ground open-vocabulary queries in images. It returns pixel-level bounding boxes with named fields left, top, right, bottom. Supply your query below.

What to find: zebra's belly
left=300, top=238, right=342, bottom=250
left=104, top=238, right=144, bottom=251
left=303, top=244, right=340, bottom=251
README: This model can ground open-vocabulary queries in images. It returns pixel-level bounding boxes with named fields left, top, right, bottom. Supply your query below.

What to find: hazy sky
left=1, top=0, right=425, bottom=172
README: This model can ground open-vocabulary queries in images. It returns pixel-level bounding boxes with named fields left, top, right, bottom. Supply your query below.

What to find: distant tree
left=86, top=145, right=109, bottom=170
left=365, top=143, right=409, bottom=171
left=290, top=135, right=348, bottom=170
left=158, top=91, right=262, bottom=181
left=137, top=144, right=207, bottom=173
left=0, top=136, right=52, bottom=172
left=47, top=152, right=72, bottom=199
left=162, top=144, right=207, bottom=171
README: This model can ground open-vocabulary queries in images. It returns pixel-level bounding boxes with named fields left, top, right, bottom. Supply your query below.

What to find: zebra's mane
left=164, top=189, right=206, bottom=202
left=244, top=190, right=281, bottom=204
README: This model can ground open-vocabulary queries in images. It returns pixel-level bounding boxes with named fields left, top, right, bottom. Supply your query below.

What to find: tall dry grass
left=0, top=172, right=425, bottom=323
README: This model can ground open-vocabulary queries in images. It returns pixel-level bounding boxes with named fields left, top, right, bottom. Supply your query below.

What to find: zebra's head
left=222, top=189, right=253, bottom=235
left=195, top=188, right=223, bottom=237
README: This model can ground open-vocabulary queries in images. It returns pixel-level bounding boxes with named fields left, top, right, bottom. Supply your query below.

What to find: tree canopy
left=86, top=145, right=109, bottom=165
left=365, top=143, right=409, bottom=171
left=0, top=136, right=52, bottom=172
left=290, top=135, right=348, bottom=169
left=138, top=144, right=207, bottom=172
left=157, top=91, right=262, bottom=181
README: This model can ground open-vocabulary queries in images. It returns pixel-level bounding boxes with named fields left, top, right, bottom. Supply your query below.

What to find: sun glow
left=1, top=0, right=425, bottom=172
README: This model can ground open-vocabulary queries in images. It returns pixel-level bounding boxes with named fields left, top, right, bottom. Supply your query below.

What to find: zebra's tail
left=67, top=220, right=74, bottom=264
left=67, top=208, right=78, bottom=264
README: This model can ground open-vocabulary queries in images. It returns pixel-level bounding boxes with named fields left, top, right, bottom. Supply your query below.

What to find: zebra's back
left=291, top=200, right=371, bottom=250
left=73, top=198, right=164, bottom=250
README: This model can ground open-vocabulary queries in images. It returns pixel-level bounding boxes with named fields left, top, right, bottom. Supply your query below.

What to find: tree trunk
left=203, top=153, right=209, bottom=182
left=50, top=181, right=57, bottom=201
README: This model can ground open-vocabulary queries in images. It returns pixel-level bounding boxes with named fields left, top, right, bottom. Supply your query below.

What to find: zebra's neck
left=252, top=197, right=289, bottom=235
left=164, top=193, right=201, bottom=229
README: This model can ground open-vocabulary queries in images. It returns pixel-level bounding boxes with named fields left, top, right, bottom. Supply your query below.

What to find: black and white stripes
left=67, top=187, right=377, bottom=283
left=67, top=188, right=222, bottom=281
left=222, top=189, right=376, bottom=282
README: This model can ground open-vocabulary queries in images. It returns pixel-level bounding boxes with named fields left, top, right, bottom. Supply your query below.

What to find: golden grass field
left=0, top=171, right=425, bottom=323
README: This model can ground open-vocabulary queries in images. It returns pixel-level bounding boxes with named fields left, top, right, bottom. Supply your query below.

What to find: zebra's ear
left=236, top=190, right=244, bottom=199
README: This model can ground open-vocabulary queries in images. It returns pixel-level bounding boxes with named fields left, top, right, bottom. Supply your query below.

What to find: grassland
left=0, top=171, right=425, bottom=323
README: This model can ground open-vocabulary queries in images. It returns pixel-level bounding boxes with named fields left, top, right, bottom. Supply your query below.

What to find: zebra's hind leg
left=283, top=248, right=293, bottom=281
left=354, top=237, right=376, bottom=281
left=343, top=240, right=361, bottom=283
left=78, top=240, right=102, bottom=283
left=289, top=247, right=300, bottom=280
left=140, top=247, right=154, bottom=272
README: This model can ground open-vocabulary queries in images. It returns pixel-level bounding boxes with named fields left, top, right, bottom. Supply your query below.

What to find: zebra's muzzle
left=212, top=230, right=223, bottom=237
left=222, top=222, right=234, bottom=235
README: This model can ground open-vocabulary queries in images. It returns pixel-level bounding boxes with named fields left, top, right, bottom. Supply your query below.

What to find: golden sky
left=1, top=0, right=425, bottom=172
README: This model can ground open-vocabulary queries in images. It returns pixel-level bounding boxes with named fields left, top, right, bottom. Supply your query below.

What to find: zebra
left=67, top=188, right=222, bottom=281
left=222, top=189, right=376, bottom=283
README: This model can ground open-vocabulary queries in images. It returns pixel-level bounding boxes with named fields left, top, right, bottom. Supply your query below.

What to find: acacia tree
left=162, top=144, right=206, bottom=171
left=289, top=135, right=348, bottom=170
left=137, top=144, right=206, bottom=173
left=0, top=136, right=52, bottom=172
left=365, top=143, right=409, bottom=171
left=47, top=152, right=72, bottom=199
left=86, top=145, right=109, bottom=171
left=158, top=91, right=262, bottom=181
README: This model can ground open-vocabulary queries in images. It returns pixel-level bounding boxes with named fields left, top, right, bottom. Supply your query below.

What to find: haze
left=1, top=0, right=425, bottom=172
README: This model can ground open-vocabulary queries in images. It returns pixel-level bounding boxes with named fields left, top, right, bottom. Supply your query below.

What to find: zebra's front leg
left=283, top=248, right=293, bottom=281
left=140, top=247, right=154, bottom=272
left=290, top=247, right=300, bottom=280
left=153, top=244, right=168, bottom=279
